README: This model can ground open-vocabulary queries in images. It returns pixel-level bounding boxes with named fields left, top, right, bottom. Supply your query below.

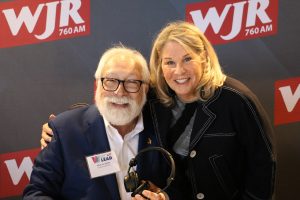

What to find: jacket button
left=196, top=193, right=205, bottom=199
left=190, top=150, right=196, bottom=158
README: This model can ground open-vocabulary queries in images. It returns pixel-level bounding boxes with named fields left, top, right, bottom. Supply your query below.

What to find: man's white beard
left=95, top=90, right=146, bottom=126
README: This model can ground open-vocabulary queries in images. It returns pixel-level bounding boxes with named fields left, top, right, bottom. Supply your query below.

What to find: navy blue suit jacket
left=23, top=104, right=169, bottom=200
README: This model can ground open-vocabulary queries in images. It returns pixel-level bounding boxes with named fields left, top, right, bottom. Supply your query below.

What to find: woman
left=41, top=21, right=276, bottom=200
left=146, top=21, right=276, bottom=200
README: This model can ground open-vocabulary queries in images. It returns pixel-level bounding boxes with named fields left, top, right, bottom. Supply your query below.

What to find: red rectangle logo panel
left=274, top=77, right=300, bottom=125
left=186, top=0, right=278, bottom=44
left=0, top=0, right=90, bottom=48
left=0, top=148, right=40, bottom=198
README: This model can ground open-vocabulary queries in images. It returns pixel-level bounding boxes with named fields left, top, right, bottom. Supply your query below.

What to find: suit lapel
left=136, top=108, right=158, bottom=175
left=148, top=100, right=172, bottom=148
left=136, top=103, right=165, bottom=178
left=84, top=105, right=120, bottom=200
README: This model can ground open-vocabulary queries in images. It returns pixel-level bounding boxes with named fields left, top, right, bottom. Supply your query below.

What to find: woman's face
left=161, top=41, right=203, bottom=102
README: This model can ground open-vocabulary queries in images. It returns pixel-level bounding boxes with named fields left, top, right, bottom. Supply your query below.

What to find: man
left=23, top=46, right=168, bottom=200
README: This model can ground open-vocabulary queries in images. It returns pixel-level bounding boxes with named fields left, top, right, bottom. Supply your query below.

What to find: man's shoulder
left=51, top=104, right=101, bottom=130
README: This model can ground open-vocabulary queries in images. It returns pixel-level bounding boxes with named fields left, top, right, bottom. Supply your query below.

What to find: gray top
left=171, top=98, right=197, bottom=157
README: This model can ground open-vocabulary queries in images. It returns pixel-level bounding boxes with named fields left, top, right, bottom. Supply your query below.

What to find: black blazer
left=148, top=77, right=276, bottom=200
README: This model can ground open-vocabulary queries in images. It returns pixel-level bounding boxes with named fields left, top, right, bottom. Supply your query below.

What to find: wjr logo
left=186, top=0, right=278, bottom=44
left=0, top=0, right=90, bottom=48
left=274, top=77, right=300, bottom=125
left=0, top=148, right=40, bottom=198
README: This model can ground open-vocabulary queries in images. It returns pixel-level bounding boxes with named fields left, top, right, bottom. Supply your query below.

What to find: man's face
left=95, top=55, right=147, bottom=126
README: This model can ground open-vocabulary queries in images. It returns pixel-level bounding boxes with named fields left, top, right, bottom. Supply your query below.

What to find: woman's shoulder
left=219, top=76, right=258, bottom=101
left=206, top=76, right=259, bottom=108
left=212, top=77, right=266, bottom=113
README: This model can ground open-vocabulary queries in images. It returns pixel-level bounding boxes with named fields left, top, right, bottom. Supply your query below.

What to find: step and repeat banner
left=0, top=0, right=299, bottom=199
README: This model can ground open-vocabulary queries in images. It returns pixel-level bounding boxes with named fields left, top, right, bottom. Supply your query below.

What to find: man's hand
left=40, top=114, right=56, bottom=149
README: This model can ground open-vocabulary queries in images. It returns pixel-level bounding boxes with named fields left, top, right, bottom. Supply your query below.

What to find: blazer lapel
left=135, top=107, right=171, bottom=188
left=148, top=100, right=172, bottom=148
left=136, top=110, right=158, bottom=174
left=84, top=105, right=120, bottom=200
left=189, top=99, right=217, bottom=150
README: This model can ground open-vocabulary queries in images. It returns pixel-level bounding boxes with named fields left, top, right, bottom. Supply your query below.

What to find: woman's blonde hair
left=150, top=21, right=226, bottom=106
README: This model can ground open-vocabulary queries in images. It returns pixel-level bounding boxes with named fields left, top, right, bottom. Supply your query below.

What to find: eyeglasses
left=100, top=77, right=145, bottom=93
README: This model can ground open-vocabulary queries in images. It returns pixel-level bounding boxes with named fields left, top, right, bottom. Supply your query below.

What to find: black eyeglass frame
left=100, top=77, right=145, bottom=93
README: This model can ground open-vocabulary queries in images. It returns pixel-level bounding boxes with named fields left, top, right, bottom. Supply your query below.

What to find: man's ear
left=144, top=83, right=149, bottom=94
left=95, top=79, right=99, bottom=86
left=94, top=79, right=98, bottom=100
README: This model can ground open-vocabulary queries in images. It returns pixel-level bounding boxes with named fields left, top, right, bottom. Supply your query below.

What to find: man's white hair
left=94, top=45, right=150, bottom=82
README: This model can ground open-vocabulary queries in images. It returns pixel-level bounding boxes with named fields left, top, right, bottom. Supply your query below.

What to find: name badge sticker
left=86, top=151, right=120, bottom=178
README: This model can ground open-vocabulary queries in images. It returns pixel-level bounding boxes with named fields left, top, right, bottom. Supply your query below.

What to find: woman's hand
left=132, top=190, right=166, bottom=200
left=132, top=181, right=168, bottom=200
